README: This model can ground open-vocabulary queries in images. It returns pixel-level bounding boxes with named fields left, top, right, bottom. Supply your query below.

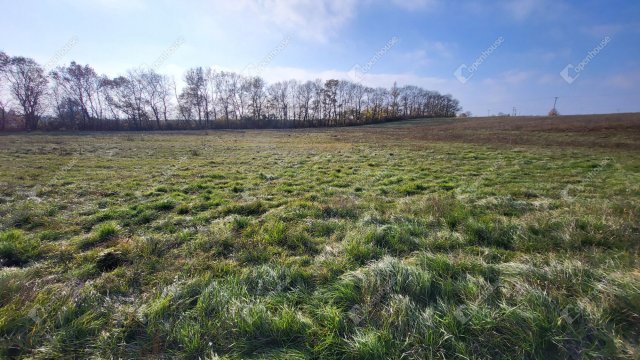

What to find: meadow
left=0, top=114, right=639, bottom=359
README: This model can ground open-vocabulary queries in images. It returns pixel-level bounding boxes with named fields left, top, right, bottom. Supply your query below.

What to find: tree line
left=0, top=51, right=462, bottom=131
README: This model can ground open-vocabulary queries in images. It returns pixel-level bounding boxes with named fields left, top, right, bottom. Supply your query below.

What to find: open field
left=1, top=114, right=639, bottom=359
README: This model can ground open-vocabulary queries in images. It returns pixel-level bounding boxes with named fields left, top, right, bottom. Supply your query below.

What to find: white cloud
left=394, top=41, right=454, bottom=70
left=427, top=41, right=455, bottom=58
left=63, top=0, right=360, bottom=43
left=254, top=66, right=348, bottom=83
left=537, top=73, right=562, bottom=85
left=503, top=71, right=533, bottom=84
left=61, top=0, right=146, bottom=11
left=538, top=51, right=562, bottom=62
left=397, top=50, right=432, bottom=67
left=503, top=0, right=538, bottom=21
left=606, top=72, right=640, bottom=89
left=482, top=70, right=534, bottom=86
left=221, top=0, right=360, bottom=42
left=502, top=70, right=533, bottom=84
left=582, top=24, right=624, bottom=38
left=391, top=0, right=438, bottom=11
left=501, top=0, right=568, bottom=21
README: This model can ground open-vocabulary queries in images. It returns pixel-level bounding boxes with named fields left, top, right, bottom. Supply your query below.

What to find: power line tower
left=512, top=107, right=517, bottom=116
left=549, top=97, right=559, bottom=116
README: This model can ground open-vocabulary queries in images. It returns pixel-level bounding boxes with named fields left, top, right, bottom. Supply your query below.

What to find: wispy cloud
left=482, top=70, right=534, bottom=86
left=501, top=0, right=568, bottom=21
left=395, top=41, right=454, bottom=69
left=606, top=72, right=640, bottom=89
left=62, top=0, right=146, bottom=11
left=426, top=41, right=455, bottom=58
left=503, top=0, right=538, bottom=20
left=224, top=0, right=360, bottom=42
left=248, top=65, right=451, bottom=89
left=581, top=24, right=625, bottom=38
left=391, top=0, right=439, bottom=11
left=397, top=50, right=432, bottom=67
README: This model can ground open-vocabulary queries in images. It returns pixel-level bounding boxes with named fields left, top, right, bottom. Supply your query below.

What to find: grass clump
left=345, top=329, right=395, bottom=359
left=371, top=224, right=421, bottom=255
left=77, top=222, right=118, bottom=250
left=240, top=263, right=314, bottom=295
left=151, top=198, right=177, bottom=211
left=342, top=227, right=383, bottom=265
left=465, top=217, right=518, bottom=250
left=261, top=220, right=315, bottom=252
left=0, top=229, right=42, bottom=266
left=222, top=200, right=268, bottom=216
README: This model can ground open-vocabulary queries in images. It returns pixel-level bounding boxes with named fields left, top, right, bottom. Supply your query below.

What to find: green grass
left=76, top=221, right=119, bottom=250
left=0, top=229, right=42, bottom=267
left=0, top=118, right=638, bottom=359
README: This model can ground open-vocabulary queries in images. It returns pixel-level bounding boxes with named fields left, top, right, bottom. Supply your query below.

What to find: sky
left=1, top=0, right=639, bottom=116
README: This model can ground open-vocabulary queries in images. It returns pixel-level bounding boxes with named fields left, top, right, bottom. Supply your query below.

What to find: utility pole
left=549, top=97, right=560, bottom=116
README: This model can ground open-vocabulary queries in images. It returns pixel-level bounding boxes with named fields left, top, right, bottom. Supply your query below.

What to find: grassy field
left=0, top=114, right=639, bottom=359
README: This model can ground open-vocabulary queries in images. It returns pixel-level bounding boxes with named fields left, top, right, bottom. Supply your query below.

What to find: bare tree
left=0, top=51, right=7, bottom=80
left=248, top=76, right=266, bottom=123
left=229, top=72, right=246, bottom=123
left=287, top=79, right=298, bottom=126
left=170, top=77, right=190, bottom=123
left=49, top=62, right=101, bottom=129
left=297, top=81, right=314, bottom=126
left=139, top=69, right=172, bottom=128
left=390, top=81, right=400, bottom=119
left=104, top=71, right=148, bottom=129
left=181, top=67, right=209, bottom=127
left=0, top=52, right=7, bottom=70
left=213, top=71, right=234, bottom=128
left=311, top=79, right=324, bottom=126
left=323, top=80, right=339, bottom=126
left=352, top=83, right=367, bottom=124
left=0, top=51, right=9, bottom=130
left=205, top=69, right=218, bottom=124
left=4, top=57, right=48, bottom=131
left=0, top=99, right=8, bottom=131
left=267, top=81, right=289, bottom=126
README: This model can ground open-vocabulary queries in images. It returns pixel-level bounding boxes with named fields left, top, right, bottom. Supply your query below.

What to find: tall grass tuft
left=0, top=229, right=42, bottom=266
left=77, top=222, right=118, bottom=250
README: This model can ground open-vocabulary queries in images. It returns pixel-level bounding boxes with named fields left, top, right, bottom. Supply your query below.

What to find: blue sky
left=1, top=0, right=639, bottom=115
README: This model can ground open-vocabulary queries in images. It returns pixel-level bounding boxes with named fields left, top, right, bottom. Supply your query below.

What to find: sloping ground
left=339, top=113, right=640, bottom=150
